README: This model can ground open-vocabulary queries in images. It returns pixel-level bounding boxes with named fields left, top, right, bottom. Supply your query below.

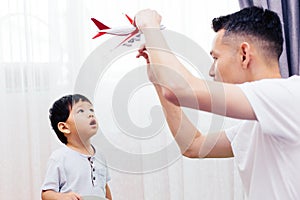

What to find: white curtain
left=0, top=0, right=244, bottom=199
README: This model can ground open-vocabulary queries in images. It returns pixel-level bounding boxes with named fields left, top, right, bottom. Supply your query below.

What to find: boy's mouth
left=90, top=119, right=97, bottom=126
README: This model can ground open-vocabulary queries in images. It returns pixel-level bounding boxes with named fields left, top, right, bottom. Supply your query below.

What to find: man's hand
left=134, top=9, right=161, bottom=31
left=136, top=44, right=157, bottom=83
left=136, top=44, right=150, bottom=64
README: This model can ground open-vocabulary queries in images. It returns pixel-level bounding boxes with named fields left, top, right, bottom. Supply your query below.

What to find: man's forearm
left=153, top=84, right=203, bottom=156
left=143, top=28, right=196, bottom=93
left=142, top=28, right=218, bottom=115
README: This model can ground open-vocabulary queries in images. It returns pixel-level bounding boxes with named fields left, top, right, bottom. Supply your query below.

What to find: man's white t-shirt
left=225, top=76, right=300, bottom=200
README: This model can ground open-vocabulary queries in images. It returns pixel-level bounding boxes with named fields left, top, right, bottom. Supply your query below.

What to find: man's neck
left=250, top=61, right=282, bottom=81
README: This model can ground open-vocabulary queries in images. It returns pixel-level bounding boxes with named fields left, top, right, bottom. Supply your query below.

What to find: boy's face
left=65, top=100, right=98, bottom=141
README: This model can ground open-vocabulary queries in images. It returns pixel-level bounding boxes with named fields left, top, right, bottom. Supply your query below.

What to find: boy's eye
left=77, top=109, right=84, bottom=113
left=90, top=108, right=94, bottom=112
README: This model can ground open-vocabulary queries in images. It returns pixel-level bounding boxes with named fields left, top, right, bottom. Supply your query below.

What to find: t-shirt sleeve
left=106, top=166, right=111, bottom=183
left=102, top=156, right=111, bottom=183
left=225, top=123, right=241, bottom=142
left=238, top=78, right=300, bottom=141
left=95, top=152, right=111, bottom=183
left=41, top=157, right=66, bottom=192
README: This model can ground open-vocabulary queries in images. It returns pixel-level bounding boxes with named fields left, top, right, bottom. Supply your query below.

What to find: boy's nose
left=209, top=64, right=215, bottom=77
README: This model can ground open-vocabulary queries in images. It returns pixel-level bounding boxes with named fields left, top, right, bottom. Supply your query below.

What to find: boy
left=41, top=94, right=112, bottom=200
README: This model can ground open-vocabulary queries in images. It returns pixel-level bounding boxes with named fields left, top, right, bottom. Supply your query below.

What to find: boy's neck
left=67, top=142, right=95, bottom=156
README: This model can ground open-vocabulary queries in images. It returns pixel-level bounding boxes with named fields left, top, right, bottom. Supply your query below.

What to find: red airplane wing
left=124, top=14, right=134, bottom=24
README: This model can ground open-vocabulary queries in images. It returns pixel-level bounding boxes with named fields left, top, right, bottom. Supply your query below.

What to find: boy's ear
left=57, top=122, right=71, bottom=134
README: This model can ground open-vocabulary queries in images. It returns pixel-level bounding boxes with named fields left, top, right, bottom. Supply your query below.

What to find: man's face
left=66, top=100, right=98, bottom=141
left=209, top=30, right=246, bottom=84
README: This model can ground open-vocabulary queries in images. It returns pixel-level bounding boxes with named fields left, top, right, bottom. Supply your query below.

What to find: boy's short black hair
left=49, top=94, right=92, bottom=144
left=212, top=6, right=283, bottom=60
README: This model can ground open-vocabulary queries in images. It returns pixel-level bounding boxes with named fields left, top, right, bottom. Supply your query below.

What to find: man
left=135, top=6, right=300, bottom=200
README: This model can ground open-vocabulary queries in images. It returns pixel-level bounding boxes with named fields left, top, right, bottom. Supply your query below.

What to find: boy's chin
left=90, top=130, right=98, bottom=137
left=78, top=130, right=97, bottom=140
left=92, top=132, right=97, bottom=136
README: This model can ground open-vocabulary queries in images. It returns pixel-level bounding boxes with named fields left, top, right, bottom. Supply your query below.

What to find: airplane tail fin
left=92, top=32, right=106, bottom=39
left=91, top=18, right=110, bottom=30
left=91, top=18, right=110, bottom=39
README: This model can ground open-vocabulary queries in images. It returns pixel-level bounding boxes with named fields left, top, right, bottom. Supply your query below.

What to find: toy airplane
left=91, top=14, right=165, bottom=48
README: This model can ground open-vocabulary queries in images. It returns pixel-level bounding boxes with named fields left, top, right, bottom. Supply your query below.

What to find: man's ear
left=57, top=122, right=71, bottom=134
left=240, top=42, right=251, bottom=69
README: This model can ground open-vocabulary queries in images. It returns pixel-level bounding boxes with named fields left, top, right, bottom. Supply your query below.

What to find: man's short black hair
left=49, top=94, right=92, bottom=144
left=212, top=6, right=283, bottom=60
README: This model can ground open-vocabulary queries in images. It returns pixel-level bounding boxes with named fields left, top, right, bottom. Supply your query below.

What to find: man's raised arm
left=135, top=9, right=256, bottom=120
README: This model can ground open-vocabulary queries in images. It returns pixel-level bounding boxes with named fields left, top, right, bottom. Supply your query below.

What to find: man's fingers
left=137, top=51, right=149, bottom=59
left=138, top=44, right=147, bottom=53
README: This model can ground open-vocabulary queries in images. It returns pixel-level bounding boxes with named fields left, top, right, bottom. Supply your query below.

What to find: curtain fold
left=239, top=0, right=300, bottom=77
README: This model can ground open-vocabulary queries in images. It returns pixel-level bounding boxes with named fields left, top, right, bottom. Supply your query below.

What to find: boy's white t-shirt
left=225, top=76, right=300, bottom=200
left=41, top=145, right=110, bottom=198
